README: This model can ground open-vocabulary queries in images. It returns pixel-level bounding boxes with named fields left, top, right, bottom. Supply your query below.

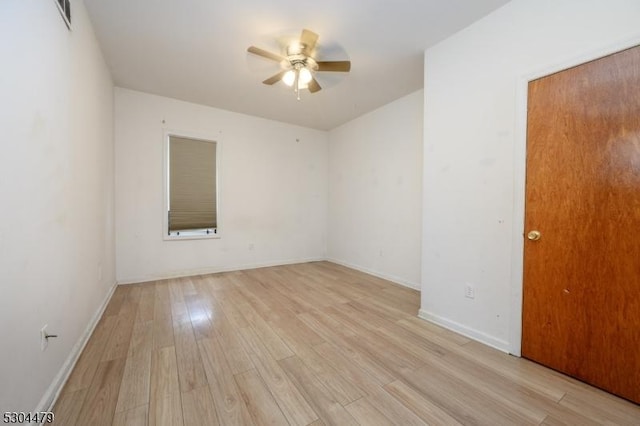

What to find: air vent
left=54, top=0, right=71, bottom=29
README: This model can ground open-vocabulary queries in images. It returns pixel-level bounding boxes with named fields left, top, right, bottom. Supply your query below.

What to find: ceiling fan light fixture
left=299, top=67, right=312, bottom=84
left=282, top=70, right=296, bottom=87
left=283, top=67, right=312, bottom=87
left=247, top=29, right=351, bottom=100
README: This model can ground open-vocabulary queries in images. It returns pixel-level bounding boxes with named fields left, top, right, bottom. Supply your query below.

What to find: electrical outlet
left=465, top=284, right=475, bottom=299
left=41, top=324, right=49, bottom=352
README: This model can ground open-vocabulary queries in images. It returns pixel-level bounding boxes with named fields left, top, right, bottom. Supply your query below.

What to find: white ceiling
left=84, top=0, right=510, bottom=130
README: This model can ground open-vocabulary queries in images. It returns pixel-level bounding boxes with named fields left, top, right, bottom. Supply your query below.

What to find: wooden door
left=522, top=45, right=640, bottom=404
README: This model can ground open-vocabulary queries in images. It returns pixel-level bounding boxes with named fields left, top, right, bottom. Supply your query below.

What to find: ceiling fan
left=247, top=29, right=351, bottom=100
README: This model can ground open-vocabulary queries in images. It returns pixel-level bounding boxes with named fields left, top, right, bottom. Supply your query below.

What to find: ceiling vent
left=54, top=0, right=71, bottom=29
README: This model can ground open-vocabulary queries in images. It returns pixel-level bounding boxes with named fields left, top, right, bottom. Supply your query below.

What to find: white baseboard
left=418, top=308, right=511, bottom=353
left=118, top=257, right=421, bottom=291
left=36, top=283, right=118, bottom=413
left=117, top=257, right=326, bottom=285
left=325, top=258, right=421, bottom=291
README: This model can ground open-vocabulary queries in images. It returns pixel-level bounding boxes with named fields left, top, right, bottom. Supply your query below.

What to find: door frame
left=508, top=36, right=640, bottom=356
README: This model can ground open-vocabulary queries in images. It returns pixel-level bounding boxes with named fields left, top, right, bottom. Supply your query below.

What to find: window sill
left=164, top=229, right=220, bottom=241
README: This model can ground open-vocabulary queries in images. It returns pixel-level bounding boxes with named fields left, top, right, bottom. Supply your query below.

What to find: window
left=164, top=134, right=219, bottom=239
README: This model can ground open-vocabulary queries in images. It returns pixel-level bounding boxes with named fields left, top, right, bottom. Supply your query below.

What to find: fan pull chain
left=294, top=69, right=301, bottom=100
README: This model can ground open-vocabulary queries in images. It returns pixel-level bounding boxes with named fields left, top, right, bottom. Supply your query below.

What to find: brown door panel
left=523, top=45, right=640, bottom=404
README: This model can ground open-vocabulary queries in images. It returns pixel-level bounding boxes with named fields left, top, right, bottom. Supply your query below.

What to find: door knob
left=527, top=230, right=541, bottom=241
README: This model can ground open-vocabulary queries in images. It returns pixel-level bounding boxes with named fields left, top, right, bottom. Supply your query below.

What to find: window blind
left=169, top=136, right=217, bottom=231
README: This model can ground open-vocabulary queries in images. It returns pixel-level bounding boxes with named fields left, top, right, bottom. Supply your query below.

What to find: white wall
left=115, top=88, right=328, bottom=283
left=421, top=0, right=640, bottom=352
left=0, top=0, right=115, bottom=411
left=328, top=91, right=423, bottom=289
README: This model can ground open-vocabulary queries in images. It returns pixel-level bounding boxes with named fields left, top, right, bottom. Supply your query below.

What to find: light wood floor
left=52, top=262, right=640, bottom=425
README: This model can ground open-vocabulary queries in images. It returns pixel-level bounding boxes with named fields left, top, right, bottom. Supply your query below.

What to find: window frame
left=162, top=130, right=221, bottom=241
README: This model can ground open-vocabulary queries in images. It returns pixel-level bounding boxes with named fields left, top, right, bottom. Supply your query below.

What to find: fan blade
left=262, top=70, right=287, bottom=85
left=317, top=61, right=351, bottom=72
left=307, top=77, right=321, bottom=93
left=247, top=46, right=285, bottom=62
left=300, top=29, right=319, bottom=54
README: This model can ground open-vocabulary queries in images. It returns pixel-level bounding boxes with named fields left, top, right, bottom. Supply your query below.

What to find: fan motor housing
left=283, top=54, right=318, bottom=72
